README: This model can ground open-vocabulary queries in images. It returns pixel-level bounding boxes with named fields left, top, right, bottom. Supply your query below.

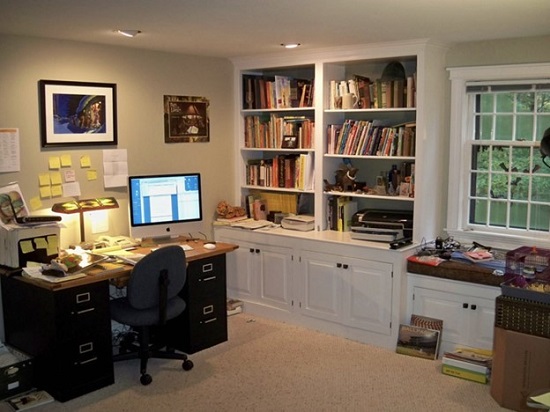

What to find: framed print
left=281, top=135, right=298, bottom=149
left=164, top=95, right=210, bottom=143
left=39, top=80, right=117, bottom=147
left=395, top=324, right=441, bottom=360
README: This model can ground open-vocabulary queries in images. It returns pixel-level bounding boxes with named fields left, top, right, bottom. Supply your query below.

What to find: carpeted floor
left=3, top=314, right=509, bottom=411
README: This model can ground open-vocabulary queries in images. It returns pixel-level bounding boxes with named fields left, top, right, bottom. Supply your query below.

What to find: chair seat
left=111, top=297, right=186, bottom=327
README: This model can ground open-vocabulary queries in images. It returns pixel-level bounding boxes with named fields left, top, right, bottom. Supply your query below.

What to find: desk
left=0, top=239, right=237, bottom=402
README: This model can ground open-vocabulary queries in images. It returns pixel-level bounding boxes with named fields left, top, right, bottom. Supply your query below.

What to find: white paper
left=0, top=128, right=20, bottom=172
left=62, top=181, right=81, bottom=197
left=103, top=149, right=128, bottom=188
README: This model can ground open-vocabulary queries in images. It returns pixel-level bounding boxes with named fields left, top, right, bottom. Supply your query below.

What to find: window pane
left=510, top=173, right=527, bottom=201
left=489, top=201, right=507, bottom=227
left=491, top=146, right=509, bottom=172
left=511, top=146, right=531, bottom=173
left=471, top=146, right=488, bottom=171
left=516, top=115, right=534, bottom=140
left=470, top=199, right=487, bottom=224
left=471, top=172, right=489, bottom=197
left=509, top=202, right=527, bottom=229
left=479, top=94, right=493, bottom=113
left=536, top=117, right=550, bottom=139
left=532, top=176, right=550, bottom=202
left=477, top=115, right=493, bottom=140
left=537, top=92, right=550, bottom=113
left=496, top=93, right=514, bottom=112
left=530, top=204, right=550, bottom=231
left=516, top=92, right=534, bottom=113
left=495, top=115, right=513, bottom=140
left=491, top=174, right=508, bottom=199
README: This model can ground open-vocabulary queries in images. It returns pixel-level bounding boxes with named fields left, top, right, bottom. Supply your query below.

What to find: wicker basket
left=494, top=295, right=550, bottom=339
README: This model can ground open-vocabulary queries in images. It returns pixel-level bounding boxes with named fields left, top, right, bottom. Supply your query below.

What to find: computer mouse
left=204, top=243, right=216, bottom=250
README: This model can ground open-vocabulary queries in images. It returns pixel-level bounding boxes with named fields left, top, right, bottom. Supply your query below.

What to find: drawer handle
left=202, top=317, right=217, bottom=324
left=75, top=308, right=95, bottom=315
left=203, top=305, right=214, bottom=315
left=79, top=342, right=94, bottom=354
left=202, top=263, right=213, bottom=273
left=76, top=292, right=91, bottom=304
left=200, top=276, right=217, bottom=282
left=78, top=357, right=98, bottom=365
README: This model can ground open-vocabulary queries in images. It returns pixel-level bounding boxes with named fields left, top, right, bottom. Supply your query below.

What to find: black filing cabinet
left=167, top=254, right=228, bottom=354
left=1, top=276, right=114, bottom=402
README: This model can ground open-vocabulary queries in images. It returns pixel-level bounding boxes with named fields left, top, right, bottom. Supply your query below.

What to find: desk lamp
left=52, top=197, right=119, bottom=243
left=541, top=127, right=550, bottom=169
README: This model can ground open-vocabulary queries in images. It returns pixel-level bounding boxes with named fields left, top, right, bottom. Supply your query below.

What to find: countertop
left=407, top=259, right=506, bottom=287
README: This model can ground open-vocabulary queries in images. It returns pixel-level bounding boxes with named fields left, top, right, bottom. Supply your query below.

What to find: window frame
left=447, top=63, right=550, bottom=250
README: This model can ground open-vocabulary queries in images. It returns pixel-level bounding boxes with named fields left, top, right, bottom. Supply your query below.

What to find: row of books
left=243, top=74, right=314, bottom=110
left=327, top=197, right=357, bottom=232
left=441, top=348, right=492, bottom=384
left=327, top=120, right=416, bottom=157
left=246, top=153, right=314, bottom=191
left=244, top=115, right=314, bottom=149
left=329, top=74, right=416, bottom=110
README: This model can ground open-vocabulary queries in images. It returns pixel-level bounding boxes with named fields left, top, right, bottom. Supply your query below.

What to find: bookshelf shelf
left=324, top=191, right=414, bottom=202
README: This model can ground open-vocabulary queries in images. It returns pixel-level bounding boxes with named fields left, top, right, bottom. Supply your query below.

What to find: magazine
left=396, top=324, right=441, bottom=360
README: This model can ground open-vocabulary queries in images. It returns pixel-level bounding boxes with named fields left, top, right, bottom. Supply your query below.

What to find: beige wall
left=0, top=35, right=234, bottom=247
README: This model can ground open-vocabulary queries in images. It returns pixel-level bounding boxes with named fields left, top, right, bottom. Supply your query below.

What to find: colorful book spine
left=441, top=364, right=489, bottom=384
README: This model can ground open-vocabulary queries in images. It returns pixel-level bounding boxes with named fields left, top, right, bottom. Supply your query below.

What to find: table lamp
left=52, top=197, right=119, bottom=243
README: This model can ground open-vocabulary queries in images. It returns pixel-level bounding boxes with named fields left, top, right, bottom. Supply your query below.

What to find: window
left=448, top=64, right=550, bottom=249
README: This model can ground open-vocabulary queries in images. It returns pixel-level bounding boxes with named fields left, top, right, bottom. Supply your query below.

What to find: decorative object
left=39, top=80, right=117, bottom=147
left=52, top=197, right=119, bottom=242
left=216, top=201, right=246, bottom=219
left=164, top=95, right=210, bottom=143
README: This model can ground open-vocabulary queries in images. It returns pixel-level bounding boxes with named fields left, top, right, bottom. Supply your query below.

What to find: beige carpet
left=4, top=314, right=508, bottom=412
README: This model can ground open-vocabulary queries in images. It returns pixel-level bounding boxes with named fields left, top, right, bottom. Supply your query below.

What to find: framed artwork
left=39, top=80, right=117, bottom=147
left=281, top=135, right=298, bottom=149
left=164, top=95, right=209, bottom=143
left=395, top=324, right=441, bottom=360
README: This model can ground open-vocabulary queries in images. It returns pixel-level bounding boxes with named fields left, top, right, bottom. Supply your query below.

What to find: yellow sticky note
left=20, top=240, right=35, bottom=254
left=49, top=156, right=61, bottom=170
left=50, top=171, right=62, bottom=185
left=51, top=184, right=63, bottom=197
left=47, top=235, right=59, bottom=249
left=34, top=237, right=48, bottom=250
left=87, top=169, right=98, bottom=181
left=38, top=173, right=50, bottom=186
left=29, top=197, right=42, bottom=211
left=80, top=155, right=91, bottom=168
left=60, top=154, right=72, bottom=167
left=39, top=186, right=52, bottom=198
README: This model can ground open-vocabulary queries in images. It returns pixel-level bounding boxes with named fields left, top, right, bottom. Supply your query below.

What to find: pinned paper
left=29, top=196, right=42, bottom=211
left=64, top=169, right=76, bottom=182
left=34, top=237, right=48, bottom=250
left=50, top=171, right=62, bottom=185
left=80, top=155, right=91, bottom=168
left=38, top=173, right=50, bottom=186
left=62, top=182, right=81, bottom=197
left=60, top=154, right=72, bottom=167
left=19, top=240, right=35, bottom=254
left=51, top=185, right=63, bottom=197
left=48, top=156, right=61, bottom=170
left=39, top=186, right=52, bottom=198
left=87, top=169, right=98, bottom=181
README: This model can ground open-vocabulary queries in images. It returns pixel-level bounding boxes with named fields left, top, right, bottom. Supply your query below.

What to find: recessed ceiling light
left=281, top=43, right=301, bottom=49
left=117, top=30, right=141, bottom=38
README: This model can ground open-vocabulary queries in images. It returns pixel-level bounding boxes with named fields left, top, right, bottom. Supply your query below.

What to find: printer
left=350, top=209, right=413, bottom=242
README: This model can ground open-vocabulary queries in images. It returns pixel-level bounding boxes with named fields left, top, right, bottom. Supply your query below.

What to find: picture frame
left=164, top=95, right=210, bottom=143
left=395, top=324, right=441, bottom=360
left=281, top=135, right=298, bottom=149
left=39, top=80, right=117, bottom=147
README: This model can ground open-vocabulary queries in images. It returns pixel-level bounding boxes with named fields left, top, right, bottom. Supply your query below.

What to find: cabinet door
left=225, top=240, right=257, bottom=299
left=258, top=245, right=293, bottom=311
left=341, top=258, right=393, bottom=335
left=299, top=250, right=341, bottom=322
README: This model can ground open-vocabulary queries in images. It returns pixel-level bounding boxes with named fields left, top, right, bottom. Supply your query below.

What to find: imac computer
left=128, top=173, right=203, bottom=242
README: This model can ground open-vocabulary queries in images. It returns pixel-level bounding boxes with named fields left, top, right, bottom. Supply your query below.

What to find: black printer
left=350, top=209, right=413, bottom=242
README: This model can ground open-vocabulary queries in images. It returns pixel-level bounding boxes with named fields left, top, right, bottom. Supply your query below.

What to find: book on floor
left=395, top=324, right=441, bottom=360
left=6, top=390, right=54, bottom=411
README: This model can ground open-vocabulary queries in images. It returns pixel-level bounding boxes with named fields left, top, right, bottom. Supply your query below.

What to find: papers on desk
left=101, top=249, right=146, bottom=265
left=22, top=265, right=87, bottom=283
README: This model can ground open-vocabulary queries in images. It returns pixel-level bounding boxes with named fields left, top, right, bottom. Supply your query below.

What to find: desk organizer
left=494, top=295, right=550, bottom=339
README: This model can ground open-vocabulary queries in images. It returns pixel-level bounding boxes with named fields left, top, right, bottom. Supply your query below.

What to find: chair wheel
left=182, top=359, right=194, bottom=371
left=140, top=374, right=153, bottom=385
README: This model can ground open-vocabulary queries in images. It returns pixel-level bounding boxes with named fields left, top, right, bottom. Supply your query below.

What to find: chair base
left=113, top=328, right=193, bottom=385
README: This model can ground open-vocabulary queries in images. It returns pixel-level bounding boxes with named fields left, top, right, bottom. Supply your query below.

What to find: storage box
left=0, top=345, right=34, bottom=401
left=495, top=295, right=550, bottom=338
left=0, top=226, right=60, bottom=268
left=500, top=278, right=550, bottom=305
left=505, top=246, right=550, bottom=277
left=491, top=327, right=550, bottom=411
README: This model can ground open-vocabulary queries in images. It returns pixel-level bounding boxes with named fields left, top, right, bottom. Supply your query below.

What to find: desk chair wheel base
left=183, top=359, right=194, bottom=371
left=141, top=373, right=153, bottom=386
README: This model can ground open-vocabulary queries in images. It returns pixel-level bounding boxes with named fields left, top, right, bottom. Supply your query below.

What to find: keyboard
left=155, top=243, right=194, bottom=251
left=16, top=215, right=62, bottom=224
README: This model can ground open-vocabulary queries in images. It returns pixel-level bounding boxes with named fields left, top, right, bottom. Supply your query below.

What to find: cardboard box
left=0, top=345, right=34, bottom=401
left=491, top=327, right=550, bottom=411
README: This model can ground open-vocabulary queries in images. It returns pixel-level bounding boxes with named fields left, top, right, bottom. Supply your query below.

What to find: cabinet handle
left=471, top=304, right=477, bottom=310
left=462, top=303, right=469, bottom=309
left=255, top=249, right=260, bottom=254
left=343, top=264, right=349, bottom=269
left=202, top=263, right=214, bottom=273
left=336, top=263, right=342, bottom=268
left=203, top=305, right=214, bottom=315
left=78, top=357, right=98, bottom=365
left=200, top=275, right=217, bottom=282
left=75, top=307, right=95, bottom=315
left=249, top=248, right=255, bottom=253
left=202, top=317, right=217, bottom=324
left=79, top=342, right=94, bottom=354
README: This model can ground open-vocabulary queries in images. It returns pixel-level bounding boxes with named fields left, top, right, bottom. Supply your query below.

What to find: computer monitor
left=128, top=173, right=203, bottom=242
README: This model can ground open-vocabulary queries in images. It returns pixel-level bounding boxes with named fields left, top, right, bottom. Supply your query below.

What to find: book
left=7, top=390, right=54, bottom=411
left=441, top=364, right=489, bottom=384
left=462, top=250, right=494, bottom=262
left=442, top=355, right=490, bottom=375
left=396, top=324, right=441, bottom=360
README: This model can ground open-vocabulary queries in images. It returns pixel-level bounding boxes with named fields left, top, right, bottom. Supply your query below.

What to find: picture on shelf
left=396, top=324, right=441, bottom=360
left=281, top=135, right=298, bottom=149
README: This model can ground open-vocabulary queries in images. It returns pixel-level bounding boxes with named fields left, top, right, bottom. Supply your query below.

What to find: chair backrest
left=126, top=245, right=187, bottom=310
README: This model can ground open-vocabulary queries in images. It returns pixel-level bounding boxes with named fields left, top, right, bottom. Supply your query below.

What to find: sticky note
left=60, top=154, right=72, bottom=167
left=19, top=240, right=35, bottom=254
left=39, top=186, right=52, bottom=198
left=50, top=171, right=62, bottom=185
left=87, top=169, right=98, bottom=181
left=51, top=185, right=63, bottom=197
left=29, top=197, right=42, bottom=211
left=49, top=157, right=61, bottom=170
left=34, top=237, right=48, bottom=250
left=38, top=173, right=50, bottom=186
left=80, top=155, right=91, bottom=168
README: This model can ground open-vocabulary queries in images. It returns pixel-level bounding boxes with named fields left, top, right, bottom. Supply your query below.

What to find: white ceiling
left=1, top=0, right=549, bottom=59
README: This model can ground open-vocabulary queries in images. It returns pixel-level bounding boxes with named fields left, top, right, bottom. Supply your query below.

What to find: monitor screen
left=128, top=173, right=203, bottom=241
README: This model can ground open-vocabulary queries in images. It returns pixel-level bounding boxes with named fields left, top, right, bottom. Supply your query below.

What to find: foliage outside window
left=447, top=64, right=550, bottom=249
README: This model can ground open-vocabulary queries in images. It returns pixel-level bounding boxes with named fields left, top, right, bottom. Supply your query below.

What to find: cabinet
left=406, top=273, right=500, bottom=354
left=232, top=41, right=449, bottom=244
left=167, top=254, right=228, bottom=354
left=215, top=226, right=408, bottom=349
left=1, top=276, right=114, bottom=402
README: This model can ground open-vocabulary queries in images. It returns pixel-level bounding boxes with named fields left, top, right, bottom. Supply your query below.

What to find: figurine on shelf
left=335, top=163, right=359, bottom=192
left=216, top=200, right=246, bottom=219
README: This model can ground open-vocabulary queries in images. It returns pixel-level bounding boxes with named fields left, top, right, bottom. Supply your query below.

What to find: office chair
left=110, top=245, right=194, bottom=385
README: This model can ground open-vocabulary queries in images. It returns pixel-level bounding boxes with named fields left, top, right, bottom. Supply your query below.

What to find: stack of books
left=441, top=348, right=492, bottom=384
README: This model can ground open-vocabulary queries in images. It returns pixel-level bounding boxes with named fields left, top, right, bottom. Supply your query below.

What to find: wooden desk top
left=6, top=239, right=238, bottom=291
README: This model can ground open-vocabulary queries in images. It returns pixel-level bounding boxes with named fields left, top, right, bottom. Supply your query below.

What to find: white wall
left=0, top=35, right=234, bottom=247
